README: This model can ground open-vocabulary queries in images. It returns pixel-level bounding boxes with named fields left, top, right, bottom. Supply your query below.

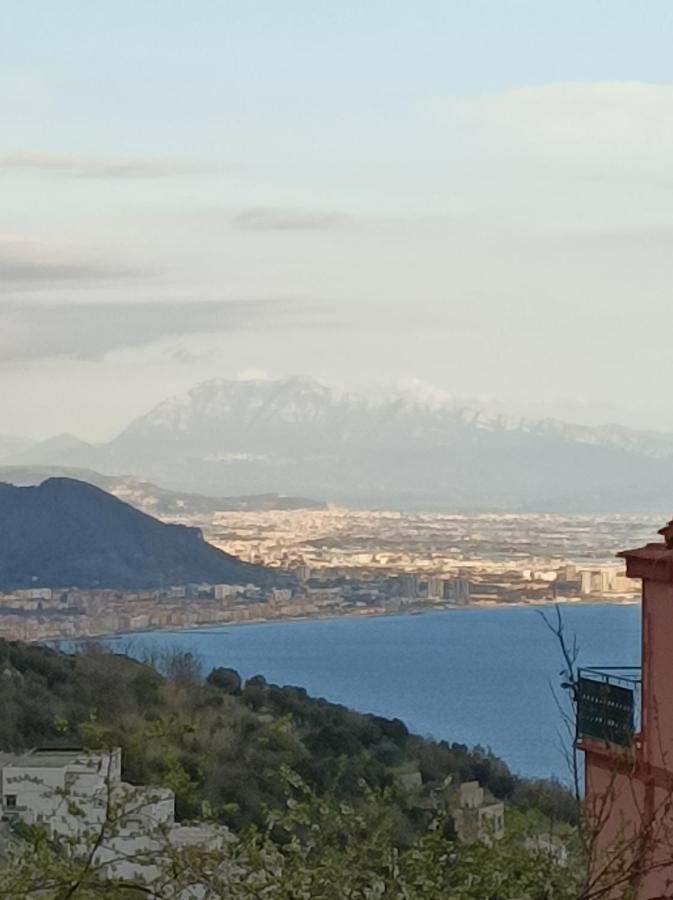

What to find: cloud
left=233, top=207, right=350, bottom=231
left=0, top=299, right=291, bottom=362
left=429, top=82, right=673, bottom=175
left=0, top=150, right=213, bottom=179
left=0, top=241, right=145, bottom=287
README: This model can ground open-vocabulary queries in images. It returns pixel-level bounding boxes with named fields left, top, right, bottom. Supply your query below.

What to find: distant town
left=0, top=509, right=650, bottom=643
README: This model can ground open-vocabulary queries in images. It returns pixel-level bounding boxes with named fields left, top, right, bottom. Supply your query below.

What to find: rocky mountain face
left=0, top=478, right=269, bottom=590
left=6, top=377, right=673, bottom=512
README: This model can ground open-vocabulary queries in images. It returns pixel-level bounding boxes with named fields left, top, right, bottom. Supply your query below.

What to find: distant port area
left=0, top=509, right=650, bottom=642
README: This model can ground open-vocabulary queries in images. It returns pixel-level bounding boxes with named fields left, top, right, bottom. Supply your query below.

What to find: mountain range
left=0, top=478, right=268, bottom=591
left=4, top=376, right=673, bottom=512
left=0, top=465, right=325, bottom=517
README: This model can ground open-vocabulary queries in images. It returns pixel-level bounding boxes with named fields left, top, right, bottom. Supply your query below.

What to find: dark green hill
left=0, top=477, right=267, bottom=590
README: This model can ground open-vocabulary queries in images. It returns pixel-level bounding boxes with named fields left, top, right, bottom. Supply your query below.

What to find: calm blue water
left=103, top=604, right=640, bottom=781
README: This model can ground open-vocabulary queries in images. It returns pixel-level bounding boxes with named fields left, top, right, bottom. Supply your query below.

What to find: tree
left=206, top=667, right=242, bottom=694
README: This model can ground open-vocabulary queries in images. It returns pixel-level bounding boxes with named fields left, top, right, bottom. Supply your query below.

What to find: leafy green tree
left=206, top=667, right=242, bottom=694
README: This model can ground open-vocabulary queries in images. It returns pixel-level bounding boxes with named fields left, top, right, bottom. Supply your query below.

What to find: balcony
left=577, top=667, right=641, bottom=748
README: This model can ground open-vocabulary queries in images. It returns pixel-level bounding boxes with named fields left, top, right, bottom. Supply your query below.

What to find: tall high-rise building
left=399, top=574, right=419, bottom=599
left=444, top=577, right=471, bottom=605
left=426, top=576, right=444, bottom=600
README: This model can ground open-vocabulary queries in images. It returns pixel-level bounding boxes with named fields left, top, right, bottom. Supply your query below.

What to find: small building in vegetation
left=451, top=781, right=505, bottom=843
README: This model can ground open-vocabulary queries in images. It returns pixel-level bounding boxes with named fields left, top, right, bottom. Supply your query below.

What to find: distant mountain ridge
left=0, top=465, right=326, bottom=516
left=0, top=435, right=34, bottom=461
left=7, top=433, right=95, bottom=467
left=6, top=377, right=673, bottom=512
left=0, top=478, right=268, bottom=590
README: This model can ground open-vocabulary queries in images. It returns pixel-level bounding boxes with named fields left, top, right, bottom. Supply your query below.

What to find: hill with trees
left=0, top=639, right=585, bottom=898
left=0, top=478, right=269, bottom=590
left=0, top=638, right=575, bottom=835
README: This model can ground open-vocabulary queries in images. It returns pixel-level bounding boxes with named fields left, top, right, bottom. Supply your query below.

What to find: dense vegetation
left=7, top=639, right=633, bottom=897
left=1, top=773, right=585, bottom=899
left=0, top=638, right=576, bottom=840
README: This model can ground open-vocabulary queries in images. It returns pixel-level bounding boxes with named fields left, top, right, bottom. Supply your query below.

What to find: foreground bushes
left=0, top=640, right=577, bottom=837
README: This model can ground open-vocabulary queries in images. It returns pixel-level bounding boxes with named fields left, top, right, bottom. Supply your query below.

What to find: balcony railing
left=577, top=667, right=641, bottom=748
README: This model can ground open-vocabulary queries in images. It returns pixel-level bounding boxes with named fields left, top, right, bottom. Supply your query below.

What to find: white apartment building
left=1, top=747, right=127, bottom=835
left=0, top=747, right=228, bottom=888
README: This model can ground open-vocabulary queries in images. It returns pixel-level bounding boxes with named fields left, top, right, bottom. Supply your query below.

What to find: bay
left=103, top=603, right=641, bottom=781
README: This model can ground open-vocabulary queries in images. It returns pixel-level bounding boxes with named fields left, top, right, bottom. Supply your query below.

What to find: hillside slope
left=0, top=478, right=267, bottom=590
left=0, top=639, right=575, bottom=834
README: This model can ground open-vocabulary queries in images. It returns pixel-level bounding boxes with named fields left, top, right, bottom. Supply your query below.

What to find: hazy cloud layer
left=0, top=242, right=145, bottom=287
left=0, top=248, right=148, bottom=286
left=0, top=299, right=289, bottom=362
left=430, top=82, right=673, bottom=175
left=232, top=207, right=351, bottom=232
left=0, top=150, right=213, bottom=179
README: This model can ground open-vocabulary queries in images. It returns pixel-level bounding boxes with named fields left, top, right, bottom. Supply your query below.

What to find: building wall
left=584, top=573, right=673, bottom=898
left=586, top=749, right=673, bottom=898
left=1, top=766, right=66, bottom=827
left=0, top=750, right=164, bottom=839
left=0, top=746, right=229, bottom=892
left=642, top=580, right=673, bottom=773
left=452, top=781, right=505, bottom=844
left=111, top=784, right=175, bottom=831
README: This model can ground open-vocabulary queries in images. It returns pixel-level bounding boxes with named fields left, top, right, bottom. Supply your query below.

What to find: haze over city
left=5, top=1, right=673, bottom=440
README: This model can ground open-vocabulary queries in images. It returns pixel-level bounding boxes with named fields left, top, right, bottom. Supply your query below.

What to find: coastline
left=78, top=600, right=641, bottom=782
left=50, top=595, right=641, bottom=648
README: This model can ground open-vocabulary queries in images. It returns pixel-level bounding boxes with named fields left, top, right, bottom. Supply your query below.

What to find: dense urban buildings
left=0, top=509, right=646, bottom=642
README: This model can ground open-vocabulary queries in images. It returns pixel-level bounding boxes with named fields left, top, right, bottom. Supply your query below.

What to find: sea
left=100, top=603, right=641, bottom=782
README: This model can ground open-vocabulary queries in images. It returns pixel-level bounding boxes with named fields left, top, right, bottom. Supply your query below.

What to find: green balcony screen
left=577, top=677, right=634, bottom=747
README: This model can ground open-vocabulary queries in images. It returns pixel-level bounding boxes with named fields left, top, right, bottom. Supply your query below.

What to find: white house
left=0, top=747, right=229, bottom=889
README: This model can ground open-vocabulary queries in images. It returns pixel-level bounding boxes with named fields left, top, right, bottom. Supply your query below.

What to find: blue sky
left=3, top=2, right=673, bottom=439
left=7, top=1, right=673, bottom=168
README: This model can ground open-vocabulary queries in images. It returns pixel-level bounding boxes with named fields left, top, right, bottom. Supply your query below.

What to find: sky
left=4, top=1, right=673, bottom=440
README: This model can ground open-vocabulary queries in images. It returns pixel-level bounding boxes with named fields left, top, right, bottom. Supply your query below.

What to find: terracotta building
left=578, top=522, right=673, bottom=899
